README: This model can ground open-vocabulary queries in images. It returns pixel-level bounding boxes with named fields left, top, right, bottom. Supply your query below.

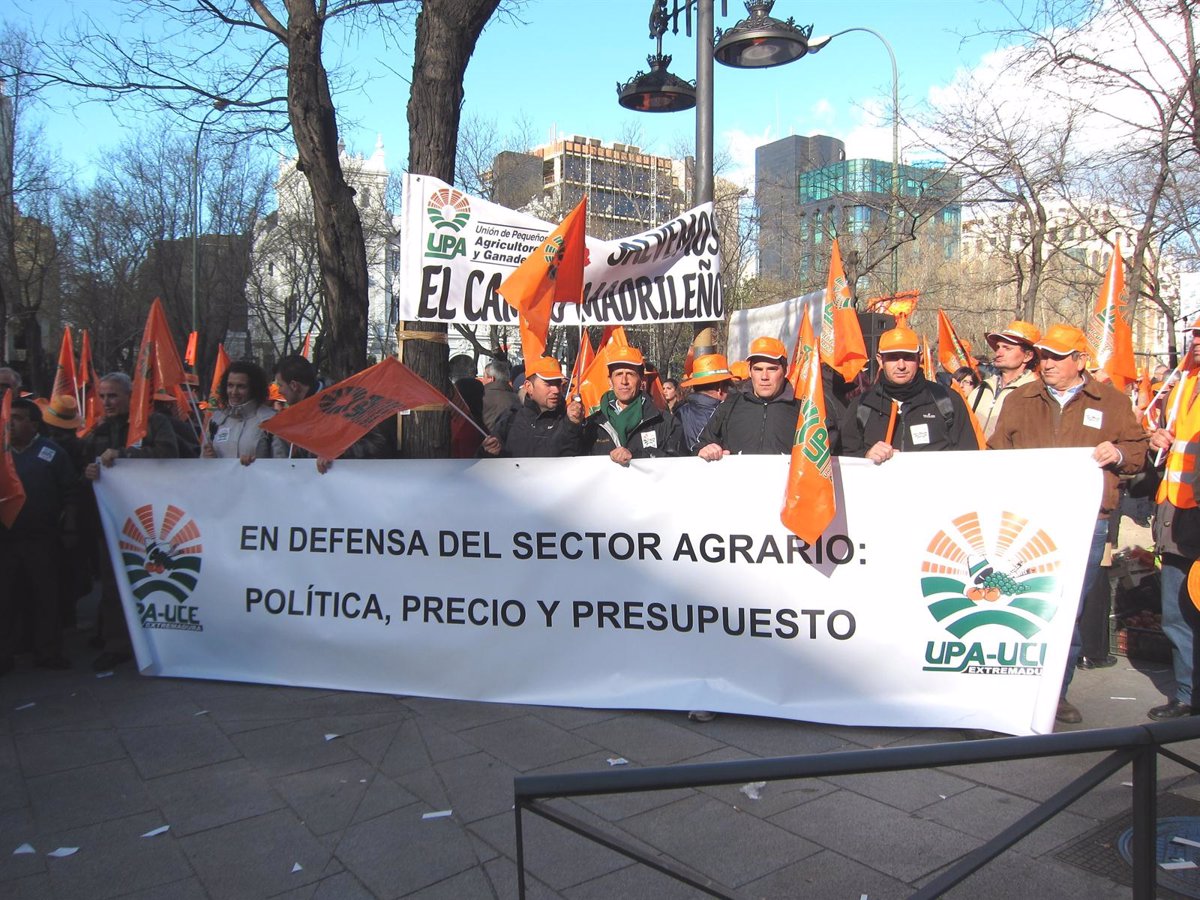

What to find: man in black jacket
left=481, top=356, right=583, bottom=457
left=840, top=326, right=981, bottom=463
left=696, top=337, right=798, bottom=459
left=675, top=353, right=733, bottom=454
left=584, top=345, right=677, bottom=463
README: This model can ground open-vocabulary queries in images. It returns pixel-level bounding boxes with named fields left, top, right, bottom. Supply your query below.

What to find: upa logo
left=120, top=503, right=204, bottom=632
left=920, top=510, right=1063, bottom=675
left=425, top=187, right=471, bottom=260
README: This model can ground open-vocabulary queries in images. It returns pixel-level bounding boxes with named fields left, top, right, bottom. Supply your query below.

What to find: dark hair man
left=696, top=337, right=798, bottom=459
left=970, top=320, right=1042, bottom=439
left=480, top=356, right=584, bottom=457
left=583, top=345, right=677, bottom=464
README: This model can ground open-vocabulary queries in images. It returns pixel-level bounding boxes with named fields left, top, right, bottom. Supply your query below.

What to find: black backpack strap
left=926, top=381, right=956, bottom=432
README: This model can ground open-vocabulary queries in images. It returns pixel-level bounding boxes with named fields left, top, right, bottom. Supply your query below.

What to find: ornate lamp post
left=192, top=98, right=229, bottom=338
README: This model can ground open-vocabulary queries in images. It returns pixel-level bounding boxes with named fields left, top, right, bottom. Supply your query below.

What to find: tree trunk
left=402, top=0, right=499, bottom=458
left=284, top=0, right=368, bottom=382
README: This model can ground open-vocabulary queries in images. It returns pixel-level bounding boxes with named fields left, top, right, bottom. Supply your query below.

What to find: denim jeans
left=1160, top=554, right=1198, bottom=705
left=1061, top=517, right=1111, bottom=697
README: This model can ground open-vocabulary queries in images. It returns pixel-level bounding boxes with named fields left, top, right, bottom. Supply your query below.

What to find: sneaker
left=688, top=710, right=716, bottom=723
left=1055, top=699, right=1082, bottom=724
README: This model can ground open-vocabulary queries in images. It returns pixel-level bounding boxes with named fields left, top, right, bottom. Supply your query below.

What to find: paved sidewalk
left=1, top=613, right=1196, bottom=899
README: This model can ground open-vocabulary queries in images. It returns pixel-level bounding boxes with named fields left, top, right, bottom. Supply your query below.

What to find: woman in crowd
left=202, top=361, right=287, bottom=464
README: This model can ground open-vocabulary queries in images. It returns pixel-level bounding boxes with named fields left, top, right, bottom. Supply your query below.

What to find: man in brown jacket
left=990, top=323, right=1149, bottom=726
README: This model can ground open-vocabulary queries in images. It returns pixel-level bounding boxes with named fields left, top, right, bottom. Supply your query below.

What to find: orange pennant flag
left=52, top=326, right=77, bottom=402
left=1137, top=367, right=1152, bottom=412
left=184, top=331, right=199, bottom=368
left=644, top=365, right=667, bottom=412
left=499, top=198, right=588, bottom=359
left=949, top=378, right=988, bottom=450
left=127, top=299, right=187, bottom=448
left=1086, top=237, right=1137, bottom=391
left=77, top=330, right=102, bottom=437
left=0, top=388, right=27, bottom=529
left=936, top=309, right=978, bottom=378
left=920, top=335, right=935, bottom=380
left=301, top=331, right=313, bottom=361
left=207, top=344, right=230, bottom=410
left=262, top=358, right=447, bottom=459
left=781, top=314, right=835, bottom=545
left=818, top=239, right=867, bottom=384
left=568, top=331, right=595, bottom=396
left=127, top=342, right=158, bottom=449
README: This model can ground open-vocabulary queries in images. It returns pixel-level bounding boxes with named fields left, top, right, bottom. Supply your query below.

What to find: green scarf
left=603, top=391, right=644, bottom=447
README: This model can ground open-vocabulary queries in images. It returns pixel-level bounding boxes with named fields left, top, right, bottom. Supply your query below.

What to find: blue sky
left=7, top=0, right=1022, bottom=189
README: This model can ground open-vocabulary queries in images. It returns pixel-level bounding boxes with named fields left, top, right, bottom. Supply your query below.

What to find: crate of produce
left=1115, top=624, right=1172, bottom=664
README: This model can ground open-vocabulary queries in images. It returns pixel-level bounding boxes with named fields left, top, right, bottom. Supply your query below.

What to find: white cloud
left=720, top=125, right=776, bottom=191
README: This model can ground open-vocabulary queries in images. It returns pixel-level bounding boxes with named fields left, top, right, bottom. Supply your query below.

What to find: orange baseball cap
left=878, top=326, right=921, bottom=355
left=1035, top=324, right=1089, bottom=356
left=747, top=336, right=787, bottom=364
left=606, top=345, right=645, bottom=371
left=730, top=360, right=750, bottom=380
left=525, top=356, right=566, bottom=382
left=682, top=353, right=733, bottom=387
left=987, top=320, right=1041, bottom=349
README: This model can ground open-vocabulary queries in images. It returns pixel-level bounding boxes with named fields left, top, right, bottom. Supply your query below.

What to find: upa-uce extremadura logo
left=920, top=511, right=1063, bottom=675
left=120, top=503, right=204, bottom=632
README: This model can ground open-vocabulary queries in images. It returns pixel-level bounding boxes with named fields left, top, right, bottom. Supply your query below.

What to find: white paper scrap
left=1172, top=836, right=1200, bottom=849
left=193, top=710, right=208, bottom=717
left=13, top=843, right=35, bottom=855
left=1161, top=860, right=1198, bottom=870
left=14, top=702, right=34, bottom=711
left=422, top=810, right=452, bottom=819
left=1110, top=696, right=1136, bottom=700
left=740, top=782, right=766, bottom=801
left=47, top=847, right=78, bottom=858
left=323, top=734, right=340, bottom=742
left=95, top=671, right=114, bottom=679
left=291, top=863, right=303, bottom=873
left=1121, top=782, right=1134, bottom=787
left=607, top=757, right=629, bottom=767
left=141, top=826, right=169, bottom=838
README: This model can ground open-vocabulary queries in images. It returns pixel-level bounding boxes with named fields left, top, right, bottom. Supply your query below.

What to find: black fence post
left=515, top=803, right=527, bottom=900
left=1131, top=745, right=1157, bottom=899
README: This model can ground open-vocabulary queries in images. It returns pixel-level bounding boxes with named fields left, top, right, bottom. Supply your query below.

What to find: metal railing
left=514, top=716, right=1200, bottom=899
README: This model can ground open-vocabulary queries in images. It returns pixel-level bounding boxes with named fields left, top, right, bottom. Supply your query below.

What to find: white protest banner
left=94, top=449, right=1100, bottom=735
left=397, top=174, right=722, bottom=326
left=726, top=289, right=823, bottom=362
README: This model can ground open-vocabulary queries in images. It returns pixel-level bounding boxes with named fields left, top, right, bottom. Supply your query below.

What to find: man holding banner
left=481, top=357, right=584, bottom=458
left=583, top=345, right=677, bottom=464
left=970, top=320, right=1042, bottom=439
left=696, top=337, right=798, bottom=459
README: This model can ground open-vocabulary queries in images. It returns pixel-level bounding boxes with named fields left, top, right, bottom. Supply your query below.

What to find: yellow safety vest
left=1158, top=372, right=1200, bottom=509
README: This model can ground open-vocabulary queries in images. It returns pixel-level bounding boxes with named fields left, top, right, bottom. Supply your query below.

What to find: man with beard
left=840, top=326, right=981, bottom=463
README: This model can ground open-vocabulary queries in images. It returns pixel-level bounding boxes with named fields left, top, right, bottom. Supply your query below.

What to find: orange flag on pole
left=77, top=330, right=102, bottom=437
left=301, top=331, right=313, bottom=361
left=781, top=314, right=835, bottom=545
left=127, top=298, right=188, bottom=448
left=818, top=239, right=867, bottom=384
left=920, top=334, right=935, bottom=380
left=937, top=309, right=978, bottom=378
left=0, top=389, right=26, bottom=529
left=52, top=326, right=77, bottom=402
left=184, top=331, right=199, bottom=368
left=262, top=358, right=448, bottom=459
left=568, top=331, right=595, bottom=396
left=499, top=198, right=588, bottom=361
left=207, top=344, right=230, bottom=411
left=1086, top=236, right=1137, bottom=391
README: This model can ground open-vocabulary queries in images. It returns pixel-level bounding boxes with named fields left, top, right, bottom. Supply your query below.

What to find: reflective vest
left=1158, top=372, right=1200, bottom=509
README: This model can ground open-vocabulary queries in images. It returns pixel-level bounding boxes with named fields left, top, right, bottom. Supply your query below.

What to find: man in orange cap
left=991, top=323, right=1148, bottom=725
left=840, top=326, right=981, bottom=463
left=583, top=345, right=677, bottom=463
left=676, top=353, right=734, bottom=454
left=970, top=319, right=1041, bottom=439
left=1145, top=317, right=1200, bottom=719
left=481, top=356, right=584, bottom=457
left=696, top=336, right=799, bottom=458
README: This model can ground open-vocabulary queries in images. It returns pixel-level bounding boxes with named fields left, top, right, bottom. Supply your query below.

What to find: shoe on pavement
left=1148, top=699, right=1196, bottom=720
left=1077, top=654, right=1119, bottom=670
left=688, top=710, right=716, bottom=723
left=1056, top=699, right=1082, bottom=724
left=92, top=651, right=133, bottom=672
left=34, top=656, right=71, bottom=670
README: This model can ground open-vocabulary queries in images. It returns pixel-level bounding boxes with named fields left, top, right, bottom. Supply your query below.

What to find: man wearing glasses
left=989, top=323, right=1148, bottom=725
left=840, top=325, right=981, bottom=463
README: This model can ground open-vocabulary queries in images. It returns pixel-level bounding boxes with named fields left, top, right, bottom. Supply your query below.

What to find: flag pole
left=444, top=396, right=490, bottom=439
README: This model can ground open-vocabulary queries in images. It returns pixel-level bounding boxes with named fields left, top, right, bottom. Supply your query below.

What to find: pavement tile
left=230, top=719, right=359, bottom=777
left=458, top=715, right=600, bottom=772
left=825, top=765, right=976, bottom=812
left=481, top=854, right=567, bottom=899
left=390, top=767, right=451, bottom=814
left=297, top=693, right=407, bottom=717
left=741, top=848, right=912, bottom=899
left=620, top=792, right=819, bottom=888
left=268, top=870, right=375, bottom=900
left=146, top=758, right=287, bottom=837
left=27, top=759, right=156, bottom=832
left=530, top=706, right=624, bottom=731
left=562, top=860, right=711, bottom=899
left=116, top=876, right=211, bottom=899
left=43, top=810, right=193, bottom=900
left=2, top=872, right=54, bottom=900
left=527, top=752, right=698, bottom=822
left=932, top=848, right=1134, bottom=899
left=698, top=768, right=837, bottom=821
left=768, top=788, right=980, bottom=882
left=0, top=756, right=30, bottom=814
left=401, top=696, right=525, bottom=732
left=349, top=773, right=420, bottom=827
left=178, top=808, right=331, bottom=899
left=433, top=751, right=521, bottom=824
left=572, top=713, right=724, bottom=766
left=15, top=728, right=126, bottom=778
left=120, top=721, right=241, bottom=779
left=5, top=688, right=112, bottom=734
left=273, top=760, right=415, bottom=836
left=340, top=723, right=400, bottom=767
left=0, top=808, right=43, bottom=883
left=469, top=807, right=632, bottom=892
left=676, top=712, right=857, bottom=759
left=954, top=753, right=1138, bottom=820
left=333, top=806, right=478, bottom=897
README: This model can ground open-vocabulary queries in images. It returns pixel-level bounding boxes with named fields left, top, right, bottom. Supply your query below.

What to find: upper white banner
left=93, top=450, right=1102, bottom=735
left=397, top=174, right=722, bottom=326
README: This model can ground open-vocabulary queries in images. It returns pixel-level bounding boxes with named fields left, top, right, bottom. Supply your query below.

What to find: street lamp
left=808, top=28, right=901, bottom=296
left=192, top=98, right=229, bottom=341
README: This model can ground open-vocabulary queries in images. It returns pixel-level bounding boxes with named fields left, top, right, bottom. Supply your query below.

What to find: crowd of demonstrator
left=2, top=319, right=1198, bottom=735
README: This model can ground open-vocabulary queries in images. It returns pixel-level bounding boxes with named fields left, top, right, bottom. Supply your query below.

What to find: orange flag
left=948, top=378, right=988, bottom=450
left=818, top=239, right=867, bottom=384
left=936, top=309, right=978, bottom=378
left=77, top=330, right=102, bottom=437
left=0, top=389, right=27, bottom=529
left=1086, top=236, right=1137, bottom=391
left=184, top=331, right=199, bottom=368
left=301, top=331, right=313, bottom=361
left=127, top=298, right=188, bottom=447
left=1137, top=367, right=1152, bottom=412
left=568, top=330, right=595, bottom=396
left=262, top=358, right=447, bottom=459
left=781, top=314, right=835, bottom=545
left=499, top=198, right=588, bottom=360
left=920, top=335, right=935, bottom=380
left=207, top=344, right=230, bottom=410
left=52, top=326, right=77, bottom=401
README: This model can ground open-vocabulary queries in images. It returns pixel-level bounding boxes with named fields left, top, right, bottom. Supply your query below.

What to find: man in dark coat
left=696, top=337, right=799, bottom=459
left=583, top=345, right=677, bottom=463
left=481, top=356, right=584, bottom=458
